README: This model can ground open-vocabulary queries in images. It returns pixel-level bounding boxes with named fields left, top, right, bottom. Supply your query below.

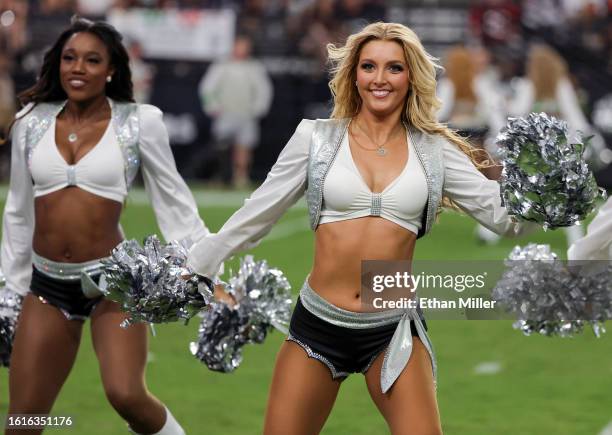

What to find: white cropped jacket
left=187, top=118, right=531, bottom=277
left=1, top=99, right=209, bottom=296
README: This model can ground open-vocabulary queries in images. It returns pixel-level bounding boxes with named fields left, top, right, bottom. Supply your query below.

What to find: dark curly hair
left=19, top=16, right=134, bottom=105
left=1, top=17, right=134, bottom=144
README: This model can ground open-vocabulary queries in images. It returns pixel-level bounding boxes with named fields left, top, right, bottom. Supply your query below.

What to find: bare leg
left=90, top=299, right=169, bottom=434
left=263, top=341, right=342, bottom=435
left=232, top=144, right=252, bottom=188
left=6, top=294, right=83, bottom=435
left=365, top=338, right=442, bottom=435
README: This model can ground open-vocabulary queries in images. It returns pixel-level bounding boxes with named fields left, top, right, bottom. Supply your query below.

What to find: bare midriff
left=308, top=216, right=417, bottom=312
left=33, top=187, right=123, bottom=262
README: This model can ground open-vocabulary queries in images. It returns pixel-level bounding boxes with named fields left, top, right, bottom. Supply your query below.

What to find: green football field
left=1, top=188, right=611, bottom=435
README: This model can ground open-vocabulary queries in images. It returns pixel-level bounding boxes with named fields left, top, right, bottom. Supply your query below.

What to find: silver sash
left=32, top=252, right=108, bottom=298
left=299, top=280, right=437, bottom=394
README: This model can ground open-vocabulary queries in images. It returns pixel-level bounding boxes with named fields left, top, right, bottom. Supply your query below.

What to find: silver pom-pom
left=190, top=256, right=292, bottom=372
left=102, top=235, right=214, bottom=327
left=0, top=282, right=23, bottom=367
left=492, top=244, right=612, bottom=337
left=496, top=113, right=606, bottom=229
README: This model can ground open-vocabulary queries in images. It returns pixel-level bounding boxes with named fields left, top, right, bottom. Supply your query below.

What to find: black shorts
left=30, top=266, right=103, bottom=321
left=287, top=297, right=423, bottom=379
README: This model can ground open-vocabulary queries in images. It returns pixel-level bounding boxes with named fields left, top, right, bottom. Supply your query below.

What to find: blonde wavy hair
left=527, top=44, right=567, bottom=100
left=326, top=22, right=492, bottom=182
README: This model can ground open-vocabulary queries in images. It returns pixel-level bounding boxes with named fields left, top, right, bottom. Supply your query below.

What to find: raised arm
left=187, top=119, right=314, bottom=277
left=1, top=113, right=35, bottom=296
left=139, top=104, right=210, bottom=247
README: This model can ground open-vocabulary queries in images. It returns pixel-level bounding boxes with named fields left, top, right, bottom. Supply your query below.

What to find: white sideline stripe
left=473, top=361, right=502, bottom=375
left=263, top=215, right=310, bottom=242
left=0, top=186, right=308, bottom=209
left=599, top=421, right=612, bottom=435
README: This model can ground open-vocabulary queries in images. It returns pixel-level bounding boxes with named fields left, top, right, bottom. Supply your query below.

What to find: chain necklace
left=67, top=124, right=89, bottom=143
left=352, top=120, right=403, bottom=157
left=63, top=101, right=109, bottom=143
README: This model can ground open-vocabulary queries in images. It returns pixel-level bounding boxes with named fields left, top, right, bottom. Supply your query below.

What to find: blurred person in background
left=568, top=195, right=612, bottom=260
left=437, top=45, right=507, bottom=244
left=126, top=39, right=153, bottom=104
left=0, top=0, right=29, bottom=56
left=199, top=34, right=273, bottom=188
left=0, top=48, right=16, bottom=131
left=509, top=43, right=607, bottom=246
left=0, top=44, right=16, bottom=180
left=0, top=18, right=210, bottom=435
left=437, top=45, right=505, bottom=175
left=297, top=0, right=348, bottom=68
left=188, top=22, right=535, bottom=434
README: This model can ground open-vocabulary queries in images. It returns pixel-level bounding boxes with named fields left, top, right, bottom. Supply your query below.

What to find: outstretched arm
left=187, top=119, right=314, bottom=277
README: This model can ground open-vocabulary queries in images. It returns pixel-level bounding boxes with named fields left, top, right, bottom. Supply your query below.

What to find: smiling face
left=59, top=32, right=114, bottom=103
left=355, top=39, right=410, bottom=119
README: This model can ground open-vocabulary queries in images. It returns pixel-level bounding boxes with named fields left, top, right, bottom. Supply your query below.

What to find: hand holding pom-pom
left=496, top=113, right=606, bottom=229
left=190, top=256, right=292, bottom=372
left=102, top=235, right=214, bottom=328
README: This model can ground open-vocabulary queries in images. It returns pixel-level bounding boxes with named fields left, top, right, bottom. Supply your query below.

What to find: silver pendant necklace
left=68, top=133, right=78, bottom=143
left=354, top=120, right=401, bottom=157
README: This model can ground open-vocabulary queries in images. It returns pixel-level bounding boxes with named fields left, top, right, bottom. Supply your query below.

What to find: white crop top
left=319, top=131, right=428, bottom=235
left=30, top=117, right=128, bottom=203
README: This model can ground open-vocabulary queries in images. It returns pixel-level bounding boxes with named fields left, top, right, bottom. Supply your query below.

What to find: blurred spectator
left=199, top=35, right=273, bottom=187
left=0, top=0, right=28, bottom=56
left=297, top=0, right=347, bottom=68
left=335, top=0, right=386, bottom=33
left=76, top=0, right=113, bottom=18
left=0, top=45, right=15, bottom=180
left=28, top=0, right=74, bottom=54
left=510, top=43, right=610, bottom=244
left=469, top=0, right=522, bottom=49
left=127, top=39, right=153, bottom=103
left=0, top=47, right=15, bottom=130
left=509, top=44, right=602, bottom=140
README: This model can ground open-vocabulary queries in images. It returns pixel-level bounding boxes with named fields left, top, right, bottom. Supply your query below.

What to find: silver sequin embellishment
left=307, top=120, right=445, bottom=238
left=286, top=333, right=349, bottom=379
left=371, top=193, right=382, bottom=216
left=110, top=100, right=141, bottom=188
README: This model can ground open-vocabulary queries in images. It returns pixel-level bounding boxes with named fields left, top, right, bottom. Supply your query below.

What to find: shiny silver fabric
left=306, top=118, right=445, bottom=238
left=24, top=101, right=65, bottom=169
left=110, top=100, right=141, bottom=187
left=32, top=252, right=108, bottom=299
left=299, top=280, right=437, bottom=394
left=23, top=99, right=141, bottom=188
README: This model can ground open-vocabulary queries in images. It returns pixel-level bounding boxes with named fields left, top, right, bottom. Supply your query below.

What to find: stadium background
left=1, top=1, right=612, bottom=434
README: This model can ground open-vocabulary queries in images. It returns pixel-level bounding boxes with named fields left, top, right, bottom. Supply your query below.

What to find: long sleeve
left=187, top=119, right=314, bottom=277
left=442, top=140, right=535, bottom=236
left=1, top=115, right=35, bottom=296
left=138, top=104, right=209, bottom=247
left=567, top=197, right=612, bottom=260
